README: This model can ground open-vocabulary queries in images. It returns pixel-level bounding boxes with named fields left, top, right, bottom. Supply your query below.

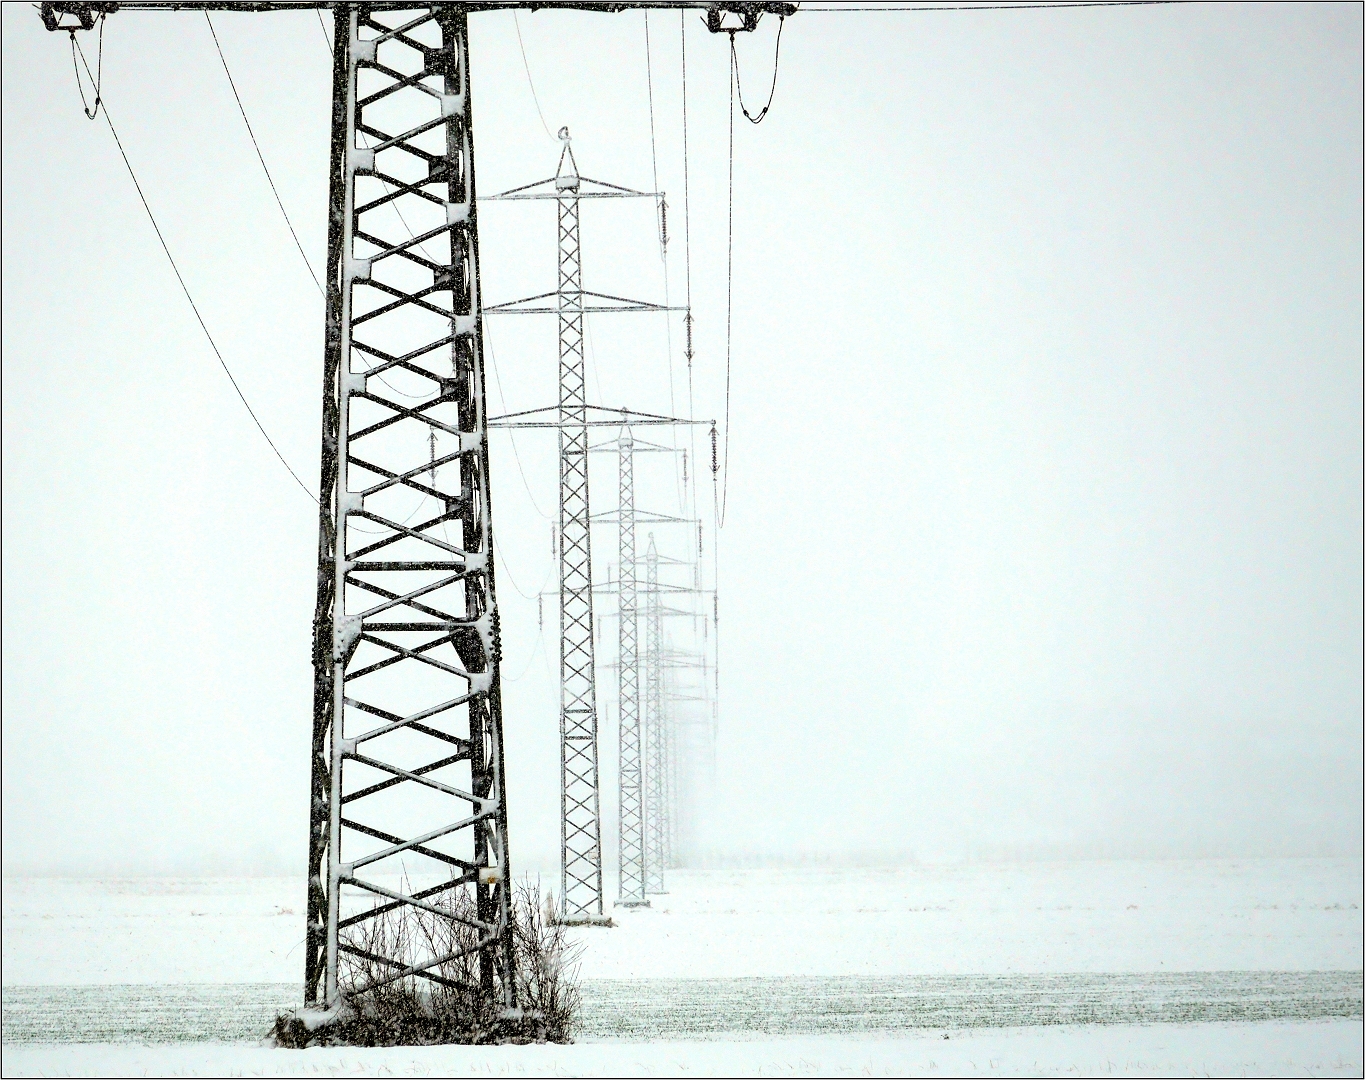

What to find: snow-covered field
left=3, top=859, right=1361, bottom=1077
left=3, top=1022, right=1362, bottom=1078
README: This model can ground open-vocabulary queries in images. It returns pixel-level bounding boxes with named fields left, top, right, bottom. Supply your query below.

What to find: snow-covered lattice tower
left=305, top=6, right=513, bottom=1008
left=643, top=534, right=669, bottom=893
left=615, top=426, right=648, bottom=906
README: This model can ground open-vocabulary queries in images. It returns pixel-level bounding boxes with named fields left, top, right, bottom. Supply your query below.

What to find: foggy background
left=2, top=1, right=1360, bottom=878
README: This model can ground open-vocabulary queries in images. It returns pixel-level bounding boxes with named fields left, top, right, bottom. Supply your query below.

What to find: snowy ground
left=3, top=860, right=1361, bottom=1077
left=0, top=1022, right=1360, bottom=1078
left=5, top=859, right=1360, bottom=985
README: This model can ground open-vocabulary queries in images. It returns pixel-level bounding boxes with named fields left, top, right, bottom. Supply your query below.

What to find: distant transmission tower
left=548, top=133, right=605, bottom=924
left=484, top=145, right=683, bottom=922
left=615, top=426, right=647, bottom=906
left=643, top=535, right=670, bottom=892
left=605, top=424, right=708, bottom=903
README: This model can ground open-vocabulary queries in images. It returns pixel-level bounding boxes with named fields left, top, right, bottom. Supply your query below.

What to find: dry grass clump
left=274, top=880, right=580, bottom=1047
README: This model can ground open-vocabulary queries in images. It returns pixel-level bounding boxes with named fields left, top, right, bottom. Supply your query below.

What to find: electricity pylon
left=41, top=0, right=787, bottom=1009
left=304, top=6, right=515, bottom=1009
left=483, top=138, right=686, bottom=921
left=614, top=426, right=647, bottom=906
left=494, top=410, right=710, bottom=906
left=601, top=425, right=708, bottom=905
left=642, top=535, right=673, bottom=890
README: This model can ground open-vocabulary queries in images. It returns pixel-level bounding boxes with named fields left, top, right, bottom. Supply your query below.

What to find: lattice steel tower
left=643, top=534, right=669, bottom=893
left=304, top=6, right=513, bottom=1007
left=548, top=132, right=609, bottom=923
left=615, top=426, right=648, bottom=906
left=483, top=157, right=687, bottom=921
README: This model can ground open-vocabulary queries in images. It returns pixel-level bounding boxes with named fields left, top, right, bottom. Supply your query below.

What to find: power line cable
left=729, top=14, right=784, bottom=124
left=72, top=38, right=315, bottom=504
left=644, top=11, right=663, bottom=248
left=645, top=12, right=685, bottom=513
left=718, top=47, right=736, bottom=529
left=68, top=14, right=104, bottom=119
left=512, top=11, right=555, bottom=141
left=493, top=533, right=555, bottom=601
left=680, top=12, right=701, bottom=538
left=502, top=625, right=548, bottom=684
left=206, top=11, right=324, bottom=296
left=484, top=321, right=554, bottom=521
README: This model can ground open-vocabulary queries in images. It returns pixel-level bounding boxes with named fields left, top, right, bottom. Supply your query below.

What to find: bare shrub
left=273, top=879, right=580, bottom=1048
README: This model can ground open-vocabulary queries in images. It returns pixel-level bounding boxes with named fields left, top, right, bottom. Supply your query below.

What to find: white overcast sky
left=2, top=1, right=1360, bottom=876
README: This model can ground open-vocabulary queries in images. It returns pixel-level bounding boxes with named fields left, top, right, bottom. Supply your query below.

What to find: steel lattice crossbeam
left=306, top=4, right=513, bottom=1008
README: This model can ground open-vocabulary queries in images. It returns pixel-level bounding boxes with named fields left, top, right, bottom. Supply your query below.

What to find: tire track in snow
left=3, top=971, right=1361, bottom=1045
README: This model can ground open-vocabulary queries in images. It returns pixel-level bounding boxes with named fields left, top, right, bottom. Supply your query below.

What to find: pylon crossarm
left=44, top=2, right=798, bottom=17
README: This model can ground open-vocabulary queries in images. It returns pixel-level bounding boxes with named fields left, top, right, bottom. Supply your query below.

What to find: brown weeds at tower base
left=272, top=881, right=580, bottom=1047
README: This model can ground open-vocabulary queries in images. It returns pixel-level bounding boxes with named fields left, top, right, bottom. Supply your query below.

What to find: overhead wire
left=70, top=36, right=316, bottom=504
left=512, top=12, right=555, bottom=141
left=493, top=532, right=555, bottom=601
left=68, top=13, right=104, bottom=119
left=679, top=12, right=703, bottom=568
left=644, top=12, right=685, bottom=515
left=718, top=38, right=737, bottom=529
left=729, top=14, right=785, bottom=125
left=206, top=12, right=324, bottom=295
left=484, top=321, right=554, bottom=521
